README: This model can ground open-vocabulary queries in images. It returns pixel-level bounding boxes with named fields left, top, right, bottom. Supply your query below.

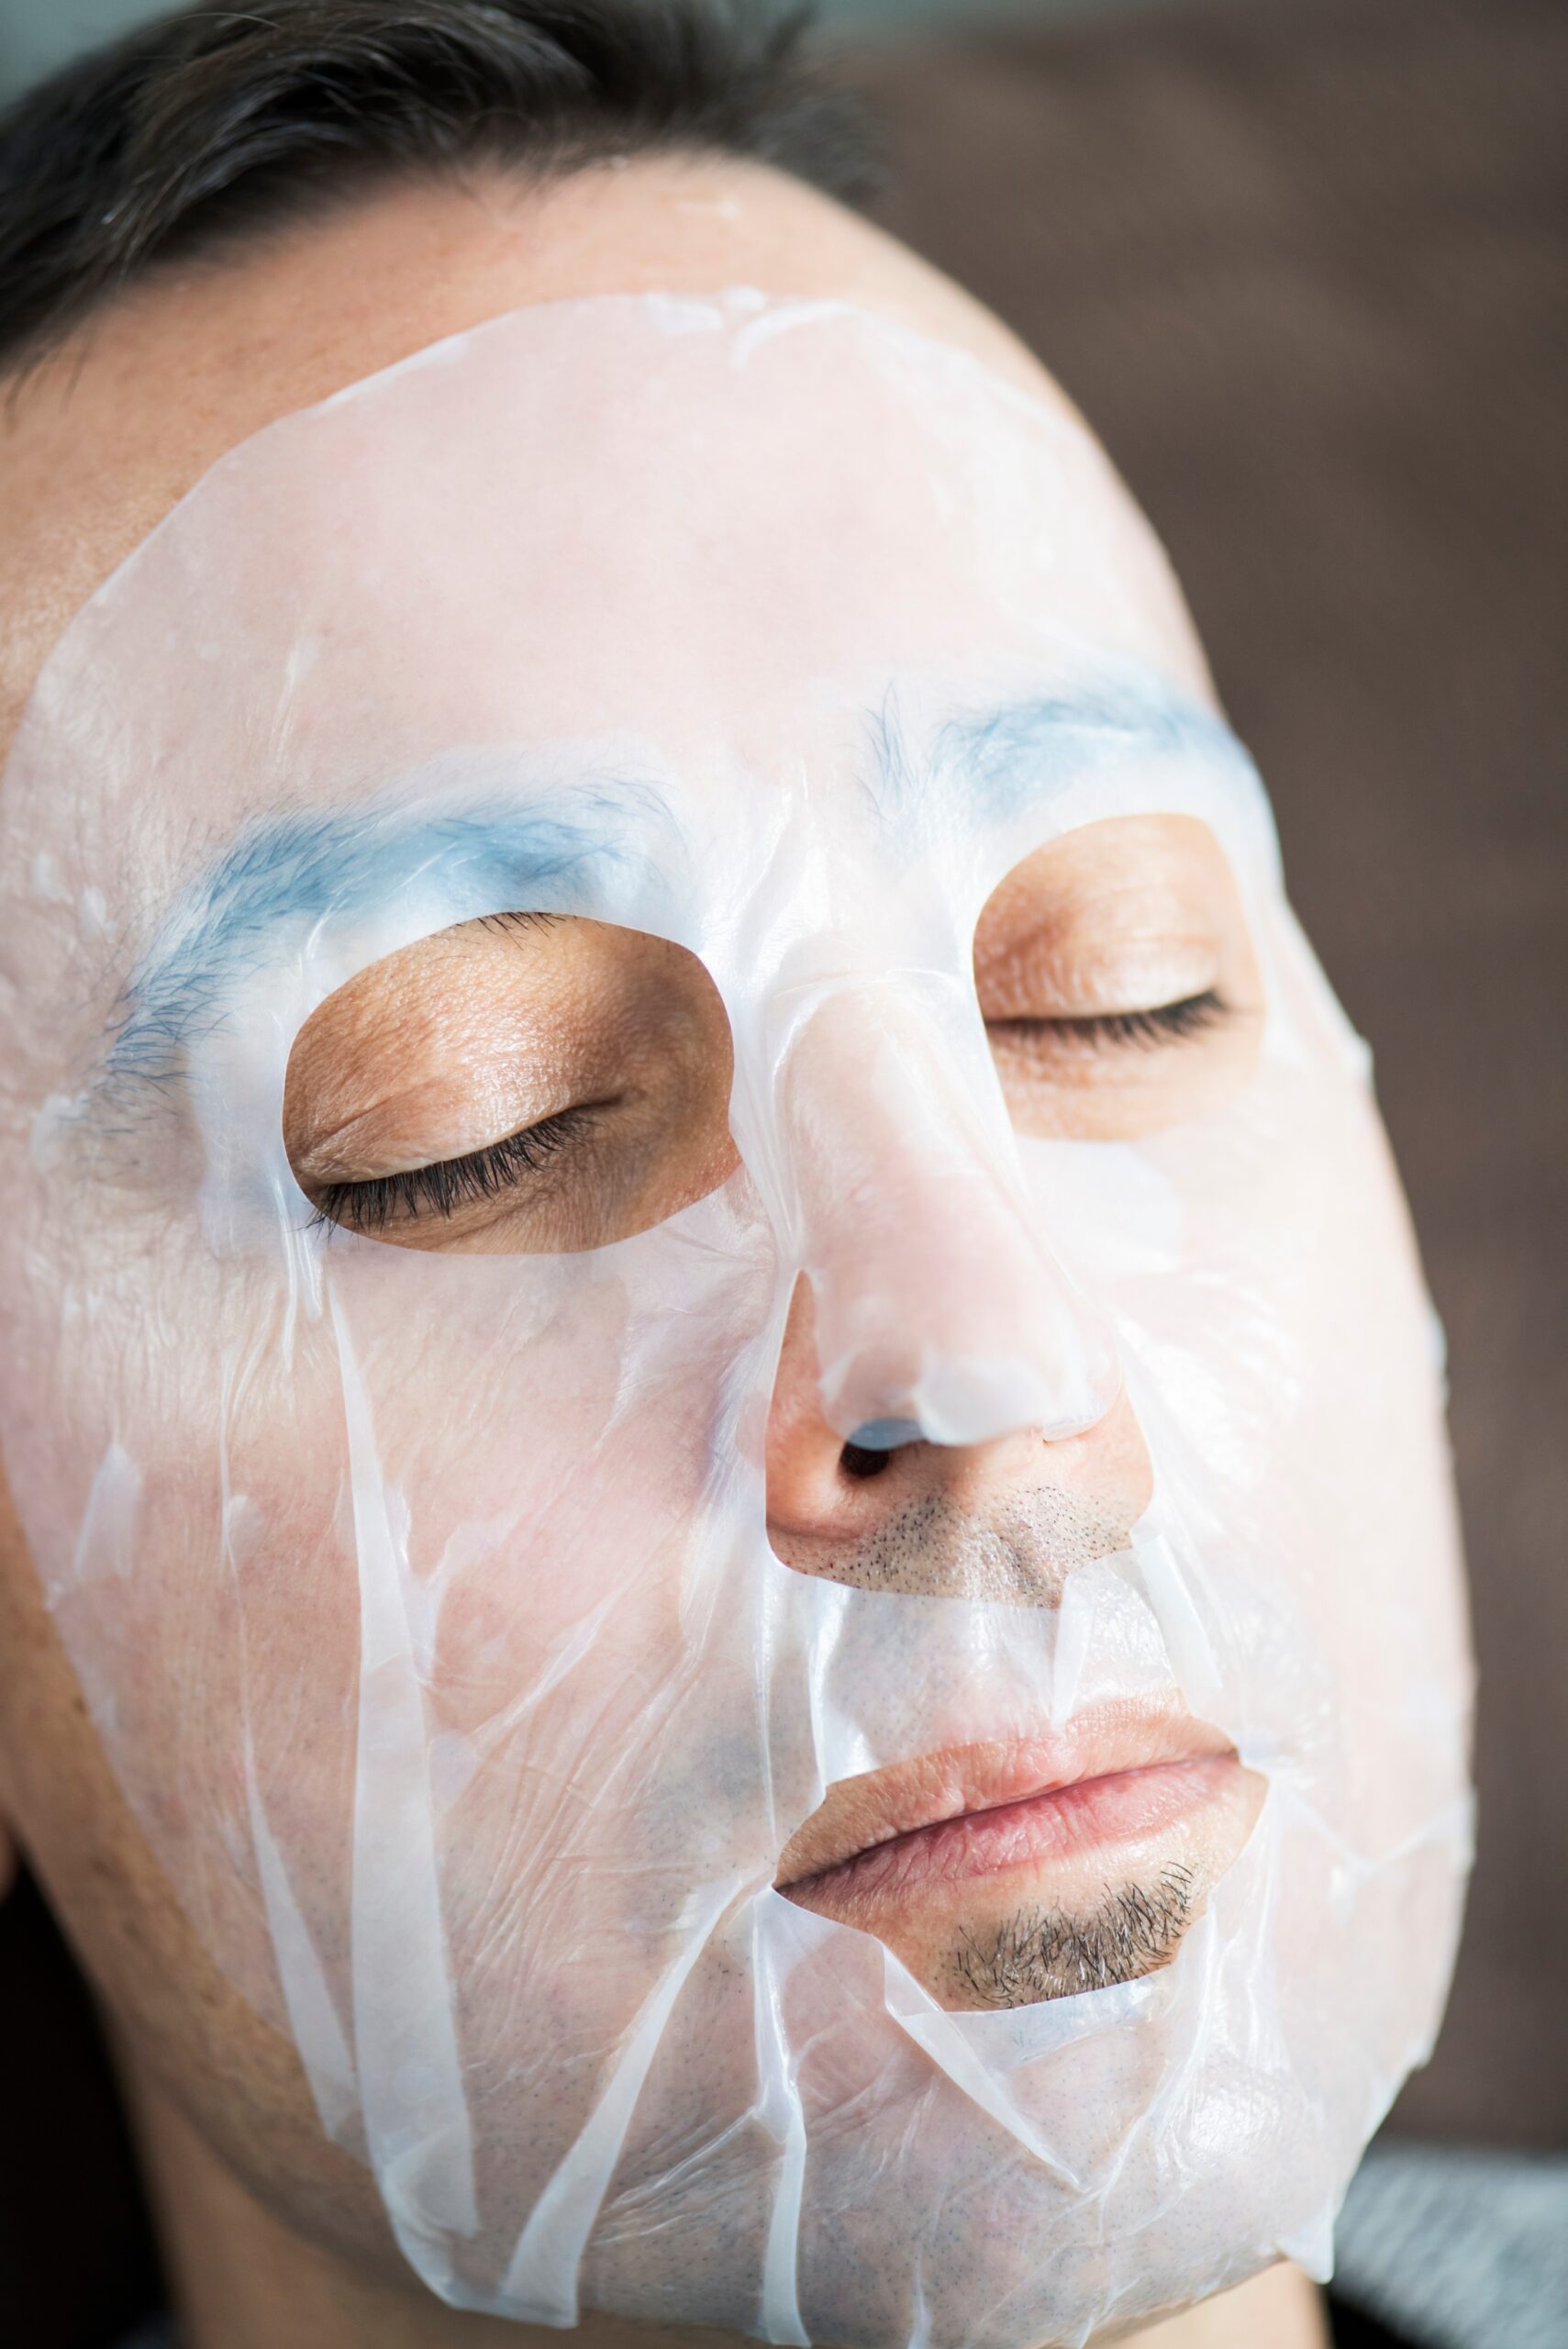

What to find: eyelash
left=311, top=991, right=1228, bottom=1232
left=313, top=1106, right=597, bottom=1234
left=988, top=989, right=1228, bottom=1051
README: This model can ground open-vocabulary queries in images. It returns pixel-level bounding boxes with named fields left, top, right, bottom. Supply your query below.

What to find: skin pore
left=0, top=157, right=1327, bottom=2349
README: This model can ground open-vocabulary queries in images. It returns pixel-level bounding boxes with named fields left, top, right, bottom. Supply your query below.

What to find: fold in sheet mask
left=0, top=292, right=1472, bottom=2344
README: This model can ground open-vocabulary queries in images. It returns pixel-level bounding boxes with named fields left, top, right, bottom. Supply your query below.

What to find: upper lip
left=773, top=1701, right=1234, bottom=1889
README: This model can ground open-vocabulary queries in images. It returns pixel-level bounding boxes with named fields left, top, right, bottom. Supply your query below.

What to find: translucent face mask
left=0, top=292, right=1472, bottom=2346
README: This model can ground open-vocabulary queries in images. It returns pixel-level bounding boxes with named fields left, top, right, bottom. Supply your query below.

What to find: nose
left=739, top=971, right=1120, bottom=1451
left=738, top=970, right=1140, bottom=1596
left=766, top=1281, right=1153, bottom=1598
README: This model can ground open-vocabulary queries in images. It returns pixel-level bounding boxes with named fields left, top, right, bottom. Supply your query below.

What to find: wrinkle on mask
left=0, top=292, right=1472, bottom=2346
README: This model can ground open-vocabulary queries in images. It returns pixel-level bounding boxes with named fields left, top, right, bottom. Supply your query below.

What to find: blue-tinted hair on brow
left=103, top=785, right=659, bottom=1096
left=934, top=672, right=1240, bottom=826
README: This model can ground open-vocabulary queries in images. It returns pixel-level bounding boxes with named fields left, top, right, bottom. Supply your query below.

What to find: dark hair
left=0, top=0, right=872, bottom=370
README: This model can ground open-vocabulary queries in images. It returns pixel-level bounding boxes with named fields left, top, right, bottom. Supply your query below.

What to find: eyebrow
left=103, top=778, right=670, bottom=1097
left=869, top=668, right=1243, bottom=822
left=101, top=668, right=1245, bottom=1100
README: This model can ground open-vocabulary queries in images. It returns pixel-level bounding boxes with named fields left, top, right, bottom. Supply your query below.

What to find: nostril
left=839, top=1441, right=891, bottom=1482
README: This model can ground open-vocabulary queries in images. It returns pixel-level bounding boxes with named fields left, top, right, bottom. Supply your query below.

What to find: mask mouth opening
left=773, top=1704, right=1265, bottom=2016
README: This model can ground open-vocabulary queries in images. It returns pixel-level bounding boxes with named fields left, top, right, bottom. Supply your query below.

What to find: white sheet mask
left=0, top=292, right=1473, bottom=2345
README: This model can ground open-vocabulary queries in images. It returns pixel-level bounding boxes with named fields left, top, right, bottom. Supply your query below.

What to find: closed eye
left=310, top=1101, right=606, bottom=1234
left=987, top=989, right=1229, bottom=1051
left=311, top=994, right=1232, bottom=1235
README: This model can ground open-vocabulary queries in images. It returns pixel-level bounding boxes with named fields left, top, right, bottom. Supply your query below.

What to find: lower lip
left=783, top=1753, right=1240, bottom=1913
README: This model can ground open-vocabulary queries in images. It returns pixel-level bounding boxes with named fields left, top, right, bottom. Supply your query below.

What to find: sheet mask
left=0, top=293, right=1473, bottom=2345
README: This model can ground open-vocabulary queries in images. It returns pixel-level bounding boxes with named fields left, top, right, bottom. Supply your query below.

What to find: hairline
left=4, top=140, right=782, bottom=389
left=0, top=0, right=873, bottom=380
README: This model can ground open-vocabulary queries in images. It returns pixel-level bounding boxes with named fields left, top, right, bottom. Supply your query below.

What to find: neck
left=128, top=2059, right=1327, bottom=2349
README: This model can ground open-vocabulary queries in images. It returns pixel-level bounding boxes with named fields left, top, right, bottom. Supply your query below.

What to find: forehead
left=7, top=293, right=1215, bottom=901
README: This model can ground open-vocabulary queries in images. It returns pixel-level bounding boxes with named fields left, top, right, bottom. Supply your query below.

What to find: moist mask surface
left=0, top=291, right=1473, bottom=2345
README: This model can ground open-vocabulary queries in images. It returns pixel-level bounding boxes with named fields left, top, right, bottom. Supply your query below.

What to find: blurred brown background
left=2, top=0, right=1564, bottom=2341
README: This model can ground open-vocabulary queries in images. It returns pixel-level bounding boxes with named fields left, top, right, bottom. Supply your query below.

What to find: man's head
left=0, top=6, right=1471, bottom=2344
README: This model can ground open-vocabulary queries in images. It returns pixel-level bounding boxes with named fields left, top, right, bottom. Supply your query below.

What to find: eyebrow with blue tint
left=102, top=778, right=673, bottom=1097
left=868, top=666, right=1246, bottom=826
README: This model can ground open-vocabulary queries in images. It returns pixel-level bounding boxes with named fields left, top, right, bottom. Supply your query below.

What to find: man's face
left=0, top=164, right=1470, bottom=2346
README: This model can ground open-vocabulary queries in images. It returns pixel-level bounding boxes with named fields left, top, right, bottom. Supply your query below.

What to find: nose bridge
left=737, top=964, right=1121, bottom=1448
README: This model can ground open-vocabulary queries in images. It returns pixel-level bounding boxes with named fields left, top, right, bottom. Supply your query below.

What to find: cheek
left=55, top=1311, right=368, bottom=2018
left=196, top=1205, right=782, bottom=1947
left=1119, top=1058, right=1466, bottom=1836
left=4, top=1152, right=786, bottom=2039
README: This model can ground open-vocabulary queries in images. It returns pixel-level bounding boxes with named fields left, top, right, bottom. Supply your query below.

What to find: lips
left=774, top=1704, right=1244, bottom=1916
